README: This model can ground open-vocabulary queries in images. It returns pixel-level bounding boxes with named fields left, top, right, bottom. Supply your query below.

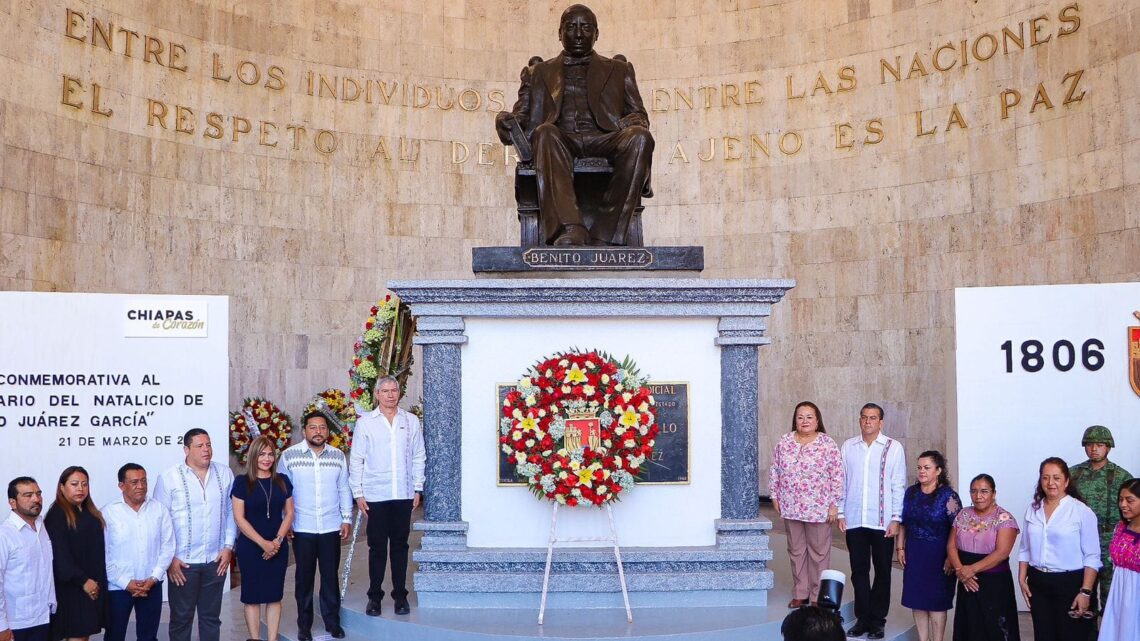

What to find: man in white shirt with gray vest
left=0, top=477, right=56, bottom=641
left=280, top=411, right=352, bottom=640
left=349, top=376, right=425, bottom=617
left=838, top=403, right=907, bottom=640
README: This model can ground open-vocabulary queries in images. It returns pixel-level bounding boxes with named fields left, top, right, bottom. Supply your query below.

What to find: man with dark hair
left=102, top=464, right=174, bottom=641
left=0, top=477, right=56, bottom=641
left=782, top=606, right=845, bottom=641
left=838, top=403, right=905, bottom=640
left=280, top=412, right=352, bottom=640
left=494, top=3, right=654, bottom=246
left=153, top=430, right=235, bottom=641
left=350, top=376, right=425, bottom=616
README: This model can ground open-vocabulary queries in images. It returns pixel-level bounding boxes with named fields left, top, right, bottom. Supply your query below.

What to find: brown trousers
left=786, top=519, right=834, bottom=601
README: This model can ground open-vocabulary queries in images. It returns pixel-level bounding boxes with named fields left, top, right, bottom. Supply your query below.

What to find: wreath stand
left=538, top=502, right=633, bottom=625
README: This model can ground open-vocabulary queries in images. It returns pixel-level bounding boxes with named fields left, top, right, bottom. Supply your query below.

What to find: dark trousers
left=13, top=624, right=50, bottom=641
left=106, top=586, right=163, bottom=641
left=294, top=531, right=342, bottom=632
left=531, top=123, right=654, bottom=245
left=366, top=499, right=413, bottom=603
left=167, top=562, right=225, bottom=641
left=1026, top=568, right=1096, bottom=641
left=846, top=526, right=895, bottom=629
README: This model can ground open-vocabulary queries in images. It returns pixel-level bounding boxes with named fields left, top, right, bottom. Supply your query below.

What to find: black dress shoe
left=867, top=628, right=885, bottom=640
left=847, top=622, right=871, bottom=638
left=327, top=626, right=345, bottom=639
left=296, top=631, right=312, bottom=641
left=365, top=599, right=382, bottom=616
left=394, top=600, right=411, bottom=615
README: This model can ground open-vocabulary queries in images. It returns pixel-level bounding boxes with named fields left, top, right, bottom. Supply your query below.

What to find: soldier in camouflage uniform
left=1069, top=425, right=1133, bottom=610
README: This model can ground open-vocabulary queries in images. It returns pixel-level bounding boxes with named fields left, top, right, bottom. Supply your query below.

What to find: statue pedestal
left=389, top=278, right=793, bottom=609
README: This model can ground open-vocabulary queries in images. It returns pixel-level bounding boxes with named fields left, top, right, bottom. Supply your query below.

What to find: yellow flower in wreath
left=619, top=408, right=640, bottom=428
left=564, top=364, right=588, bottom=384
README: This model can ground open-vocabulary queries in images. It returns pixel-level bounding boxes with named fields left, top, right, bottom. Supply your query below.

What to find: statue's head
left=559, top=4, right=598, bottom=57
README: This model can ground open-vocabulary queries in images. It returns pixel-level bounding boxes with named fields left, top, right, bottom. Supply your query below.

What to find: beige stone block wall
left=1, top=0, right=1136, bottom=486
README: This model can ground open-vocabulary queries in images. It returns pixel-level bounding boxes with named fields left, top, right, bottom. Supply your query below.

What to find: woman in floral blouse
left=947, top=473, right=1020, bottom=641
left=769, top=401, right=844, bottom=608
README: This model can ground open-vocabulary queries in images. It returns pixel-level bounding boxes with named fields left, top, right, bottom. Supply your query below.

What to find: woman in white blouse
left=1017, top=456, right=1101, bottom=641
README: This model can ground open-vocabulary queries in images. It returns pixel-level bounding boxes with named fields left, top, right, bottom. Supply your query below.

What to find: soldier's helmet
left=1081, top=425, right=1115, bottom=448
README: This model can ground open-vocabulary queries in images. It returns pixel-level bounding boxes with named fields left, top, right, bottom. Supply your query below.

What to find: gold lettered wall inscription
left=50, top=4, right=1089, bottom=168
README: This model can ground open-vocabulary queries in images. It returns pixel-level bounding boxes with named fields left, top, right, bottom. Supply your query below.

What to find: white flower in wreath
left=556, top=494, right=566, bottom=504
left=501, top=444, right=512, bottom=454
left=525, top=439, right=535, bottom=447
left=613, top=470, right=635, bottom=489
left=519, top=376, right=533, bottom=388
left=599, top=411, right=614, bottom=427
left=614, top=426, right=627, bottom=436
left=514, top=452, right=526, bottom=464
left=602, top=374, right=610, bottom=383
left=570, top=450, right=584, bottom=464
left=638, top=401, right=649, bottom=412
left=571, top=488, right=581, bottom=497
left=624, top=439, right=637, bottom=448
left=518, top=462, right=540, bottom=477
left=598, top=485, right=609, bottom=494
left=582, top=384, right=596, bottom=396
left=558, top=470, right=568, bottom=479
left=559, top=359, right=569, bottom=367
left=525, top=395, right=537, bottom=406
left=511, top=430, right=522, bottom=441
left=549, top=418, right=566, bottom=440
left=500, top=418, right=513, bottom=435
left=603, top=439, right=612, bottom=448
left=638, top=426, right=648, bottom=436
left=622, top=392, right=633, bottom=403
left=561, top=385, right=572, bottom=394
left=512, top=408, right=523, bottom=419
left=540, top=475, right=556, bottom=492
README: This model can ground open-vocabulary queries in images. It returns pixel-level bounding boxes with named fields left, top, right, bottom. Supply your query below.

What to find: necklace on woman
left=258, top=478, right=273, bottom=518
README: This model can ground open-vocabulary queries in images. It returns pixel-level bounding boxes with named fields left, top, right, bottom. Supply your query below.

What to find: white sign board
left=955, top=283, right=1139, bottom=606
left=0, top=292, right=229, bottom=520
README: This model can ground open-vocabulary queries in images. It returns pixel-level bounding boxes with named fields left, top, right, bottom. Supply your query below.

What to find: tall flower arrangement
left=348, top=295, right=416, bottom=411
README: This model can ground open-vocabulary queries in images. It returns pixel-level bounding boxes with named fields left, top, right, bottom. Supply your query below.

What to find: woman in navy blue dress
left=898, top=450, right=961, bottom=641
left=231, top=436, right=294, bottom=641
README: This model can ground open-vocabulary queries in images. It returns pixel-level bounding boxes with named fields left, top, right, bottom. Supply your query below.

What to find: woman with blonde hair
left=231, top=437, right=294, bottom=641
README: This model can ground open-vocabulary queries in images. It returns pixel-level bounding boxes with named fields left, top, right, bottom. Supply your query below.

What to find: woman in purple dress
left=897, top=450, right=961, bottom=641
left=947, top=473, right=1021, bottom=641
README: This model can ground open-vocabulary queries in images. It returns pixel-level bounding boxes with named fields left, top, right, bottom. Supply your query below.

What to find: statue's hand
left=618, top=113, right=648, bottom=130
left=495, top=112, right=515, bottom=144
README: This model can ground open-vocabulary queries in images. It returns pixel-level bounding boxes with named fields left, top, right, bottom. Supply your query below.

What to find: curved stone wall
left=1, top=0, right=1136, bottom=479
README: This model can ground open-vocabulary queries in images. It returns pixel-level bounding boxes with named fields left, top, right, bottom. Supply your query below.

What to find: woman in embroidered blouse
left=769, top=401, right=844, bottom=608
left=897, top=450, right=961, bottom=641
left=947, top=473, right=1020, bottom=641
left=1017, top=457, right=1100, bottom=641
left=1098, top=478, right=1140, bottom=641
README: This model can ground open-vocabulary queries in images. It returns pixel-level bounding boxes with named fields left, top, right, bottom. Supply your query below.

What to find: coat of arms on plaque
left=564, top=410, right=602, bottom=452
left=1130, top=316, right=1140, bottom=397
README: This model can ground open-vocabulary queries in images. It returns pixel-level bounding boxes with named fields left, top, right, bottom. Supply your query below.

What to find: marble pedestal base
left=389, top=278, right=794, bottom=610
